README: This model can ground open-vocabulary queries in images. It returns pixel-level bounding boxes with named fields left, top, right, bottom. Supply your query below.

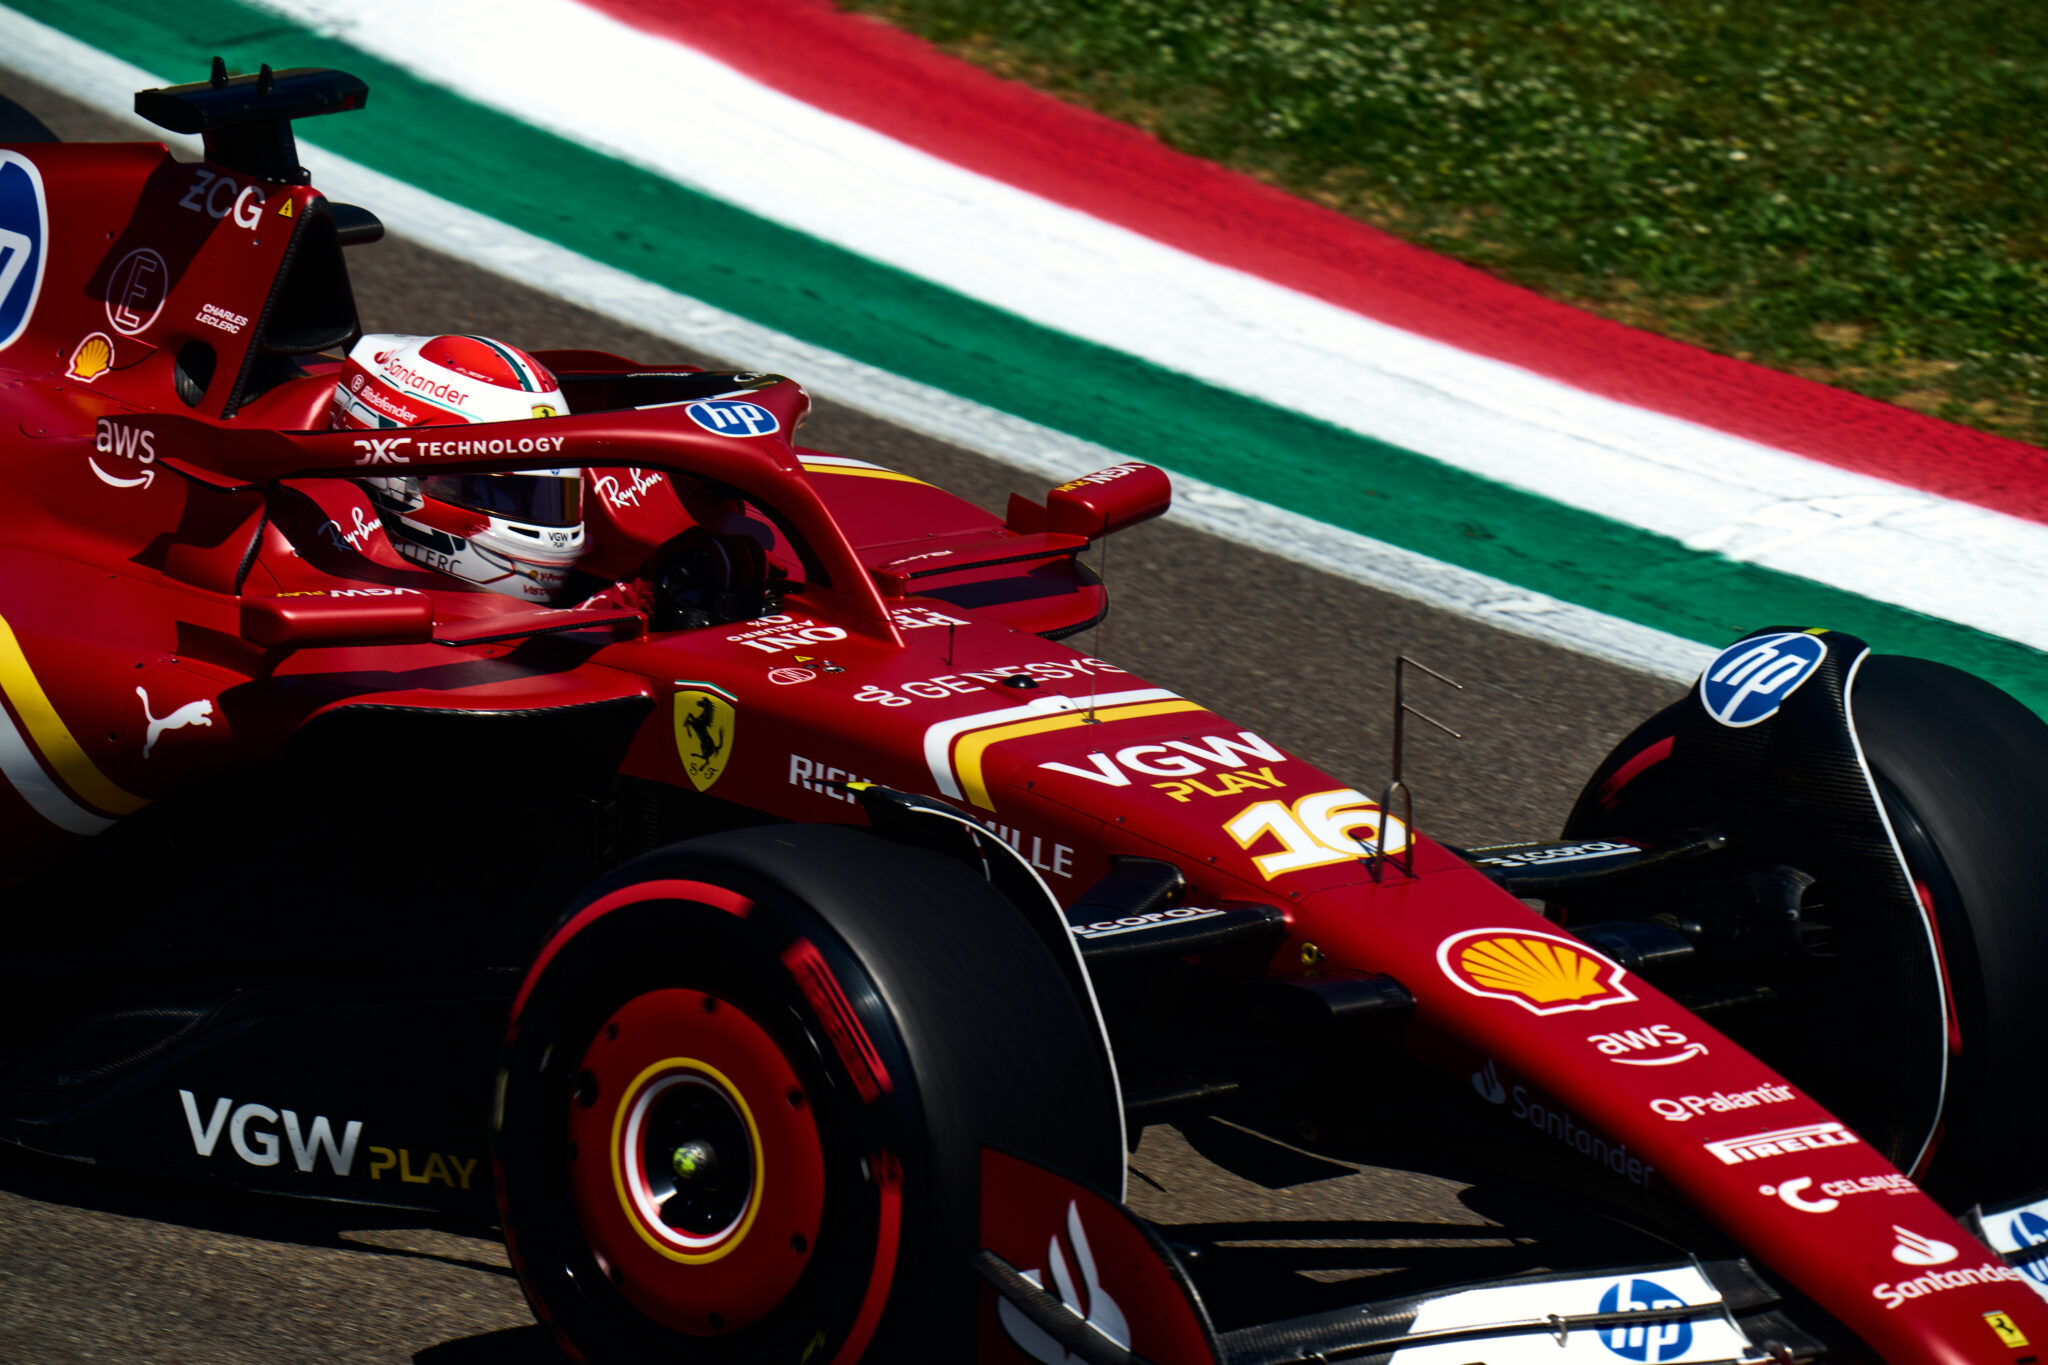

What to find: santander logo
left=1891, top=1226, right=1959, bottom=1267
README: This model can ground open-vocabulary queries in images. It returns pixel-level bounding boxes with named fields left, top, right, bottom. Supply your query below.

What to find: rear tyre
left=1566, top=656, right=2048, bottom=1204
left=0, top=94, right=58, bottom=143
left=495, top=824, right=1123, bottom=1363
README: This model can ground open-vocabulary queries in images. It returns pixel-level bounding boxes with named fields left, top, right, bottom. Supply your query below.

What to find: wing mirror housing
left=240, top=589, right=435, bottom=648
left=1005, top=462, right=1172, bottom=539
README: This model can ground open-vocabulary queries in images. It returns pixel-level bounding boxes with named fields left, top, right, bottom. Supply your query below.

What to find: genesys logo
left=1589, top=1023, right=1708, bottom=1067
left=1649, top=1081, right=1795, bottom=1122
left=1758, top=1171, right=1915, bottom=1214
left=1704, top=1122, right=1859, bottom=1165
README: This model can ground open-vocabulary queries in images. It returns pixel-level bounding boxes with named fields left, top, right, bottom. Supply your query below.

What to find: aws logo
left=1438, top=928, right=1637, bottom=1016
left=1588, top=1023, right=1708, bottom=1066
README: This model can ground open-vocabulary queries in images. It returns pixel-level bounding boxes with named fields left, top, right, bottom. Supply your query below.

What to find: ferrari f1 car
left=4, top=64, right=2048, bottom=1365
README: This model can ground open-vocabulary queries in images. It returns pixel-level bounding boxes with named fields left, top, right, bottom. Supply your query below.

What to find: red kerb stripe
left=576, top=0, right=2048, bottom=523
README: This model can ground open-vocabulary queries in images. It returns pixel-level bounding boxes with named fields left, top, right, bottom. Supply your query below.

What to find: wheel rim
left=566, top=987, right=827, bottom=1335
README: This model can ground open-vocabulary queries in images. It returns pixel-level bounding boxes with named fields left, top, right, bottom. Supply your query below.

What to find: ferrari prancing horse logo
left=673, top=684, right=736, bottom=792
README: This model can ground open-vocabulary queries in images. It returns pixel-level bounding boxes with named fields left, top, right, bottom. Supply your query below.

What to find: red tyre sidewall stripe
left=827, top=1149, right=902, bottom=1365
left=509, top=879, right=754, bottom=1034
left=1597, top=734, right=1676, bottom=812
left=574, top=0, right=2048, bottom=523
left=781, top=937, right=893, bottom=1102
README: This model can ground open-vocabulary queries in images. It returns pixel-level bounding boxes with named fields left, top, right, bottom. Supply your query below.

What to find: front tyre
left=494, top=825, right=1123, bottom=1363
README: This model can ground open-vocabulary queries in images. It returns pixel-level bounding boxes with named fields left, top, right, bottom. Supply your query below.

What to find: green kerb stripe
left=18, top=0, right=2048, bottom=714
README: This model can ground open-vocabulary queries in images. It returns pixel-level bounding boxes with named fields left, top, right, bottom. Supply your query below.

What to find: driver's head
left=329, top=334, right=582, bottom=603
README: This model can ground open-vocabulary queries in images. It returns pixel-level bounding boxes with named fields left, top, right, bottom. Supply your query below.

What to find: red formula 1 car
left=4, top=64, right=2048, bottom=1365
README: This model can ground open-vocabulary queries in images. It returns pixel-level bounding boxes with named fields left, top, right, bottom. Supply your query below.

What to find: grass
left=838, top=0, right=2048, bottom=446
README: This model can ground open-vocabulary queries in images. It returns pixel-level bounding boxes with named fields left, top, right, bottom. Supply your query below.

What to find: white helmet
left=330, top=333, right=583, bottom=603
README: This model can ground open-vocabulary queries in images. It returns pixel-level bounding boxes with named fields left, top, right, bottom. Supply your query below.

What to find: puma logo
left=138, top=687, right=214, bottom=758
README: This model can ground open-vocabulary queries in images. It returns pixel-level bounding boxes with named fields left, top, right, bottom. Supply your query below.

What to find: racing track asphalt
left=0, top=76, right=1684, bottom=1364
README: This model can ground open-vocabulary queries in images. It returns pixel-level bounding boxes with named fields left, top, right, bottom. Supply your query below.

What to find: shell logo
left=1437, top=928, right=1637, bottom=1016
left=65, top=331, right=113, bottom=383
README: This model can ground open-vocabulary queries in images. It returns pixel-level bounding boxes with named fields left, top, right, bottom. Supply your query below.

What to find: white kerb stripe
left=0, top=10, right=1709, bottom=681
left=243, top=0, right=2048, bottom=654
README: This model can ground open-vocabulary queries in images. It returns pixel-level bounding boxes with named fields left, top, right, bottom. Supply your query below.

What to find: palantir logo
left=1698, top=631, right=1828, bottom=728
left=683, top=399, right=779, bottom=438
left=1598, top=1278, right=1692, bottom=1362
left=0, top=150, right=49, bottom=354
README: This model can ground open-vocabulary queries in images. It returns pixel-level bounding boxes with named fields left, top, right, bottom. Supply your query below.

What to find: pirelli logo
left=1705, top=1122, right=1859, bottom=1165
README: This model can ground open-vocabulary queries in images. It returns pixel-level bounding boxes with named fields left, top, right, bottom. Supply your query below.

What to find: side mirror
left=1005, top=463, right=1172, bottom=539
left=240, top=589, right=434, bottom=648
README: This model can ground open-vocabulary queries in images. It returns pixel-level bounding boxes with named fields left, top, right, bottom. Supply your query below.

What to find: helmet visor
left=420, top=472, right=582, bottom=528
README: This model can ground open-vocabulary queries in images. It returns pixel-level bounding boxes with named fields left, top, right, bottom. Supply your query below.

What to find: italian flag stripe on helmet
left=469, top=335, right=541, bottom=392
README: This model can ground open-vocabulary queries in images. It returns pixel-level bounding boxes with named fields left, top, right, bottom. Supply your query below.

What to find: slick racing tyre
left=1565, top=655, right=2048, bottom=1205
left=0, top=93, right=58, bottom=143
left=495, top=824, right=1123, bottom=1364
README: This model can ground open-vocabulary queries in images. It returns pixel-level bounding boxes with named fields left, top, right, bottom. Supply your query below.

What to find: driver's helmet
left=329, top=333, right=582, bottom=603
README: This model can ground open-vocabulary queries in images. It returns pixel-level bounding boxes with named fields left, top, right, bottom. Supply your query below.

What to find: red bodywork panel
left=1, top=134, right=2039, bottom=1365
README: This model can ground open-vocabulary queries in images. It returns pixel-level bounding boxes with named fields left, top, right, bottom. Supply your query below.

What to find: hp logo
left=1598, top=1278, right=1692, bottom=1362
left=1698, top=631, right=1828, bottom=728
left=684, top=399, right=779, bottom=438
left=2012, top=1210, right=2048, bottom=1284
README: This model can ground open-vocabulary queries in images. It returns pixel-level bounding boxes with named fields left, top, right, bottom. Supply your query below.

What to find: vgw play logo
left=0, top=150, right=49, bottom=354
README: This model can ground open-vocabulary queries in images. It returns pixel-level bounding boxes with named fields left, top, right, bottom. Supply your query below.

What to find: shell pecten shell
left=1436, top=927, right=1637, bottom=1015
left=1460, top=936, right=1609, bottom=1003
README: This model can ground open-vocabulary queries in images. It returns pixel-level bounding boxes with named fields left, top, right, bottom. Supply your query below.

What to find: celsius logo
left=1760, top=1177, right=1839, bottom=1213
left=999, top=1201, right=1128, bottom=1365
left=1589, top=1024, right=1708, bottom=1067
left=1597, top=1278, right=1692, bottom=1362
left=1763, top=1172, right=1916, bottom=1213
left=1892, top=1226, right=1960, bottom=1267
left=1698, top=631, right=1828, bottom=728
left=1472, top=1058, right=1507, bottom=1105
